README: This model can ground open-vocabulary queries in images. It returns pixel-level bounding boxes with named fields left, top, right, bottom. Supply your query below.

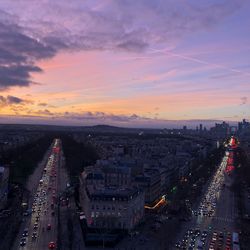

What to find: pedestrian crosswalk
left=212, top=216, right=234, bottom=223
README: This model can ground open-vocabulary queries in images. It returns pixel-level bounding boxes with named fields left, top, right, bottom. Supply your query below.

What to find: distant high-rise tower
left=199, top=124, right=203, bottom=131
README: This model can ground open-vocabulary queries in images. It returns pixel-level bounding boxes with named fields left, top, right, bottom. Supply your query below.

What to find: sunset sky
left=0, top=0, right=249, bottom=128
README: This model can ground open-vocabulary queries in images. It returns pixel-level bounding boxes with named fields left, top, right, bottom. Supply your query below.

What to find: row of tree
left=0, top=131, right=100, bottom=186
left=60, top=134, right=99, bottom=184
left=0, top=134, right=54, bottom=185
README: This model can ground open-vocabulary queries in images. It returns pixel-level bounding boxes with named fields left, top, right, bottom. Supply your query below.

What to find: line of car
left=176, top=228, right=236, bottom=250
left=19, top=140, right=59, bottom=249
left=192, top=155, right=228, bottom=219
left=175, top=151, right=235, bottom=250
left=208, top=231, right=232, bottom=250
left=175, top=228, right=208, bottom=249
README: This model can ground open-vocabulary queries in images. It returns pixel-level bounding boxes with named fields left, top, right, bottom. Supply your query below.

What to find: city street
left=16, top=139, right=61, bottom=250
left=175, top=138, right=240, bottom=249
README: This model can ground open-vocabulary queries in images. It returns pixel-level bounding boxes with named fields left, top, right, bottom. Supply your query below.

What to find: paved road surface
left=16, top=139, right=61, bottom=250
left=175, top=149, right=240, bottom=249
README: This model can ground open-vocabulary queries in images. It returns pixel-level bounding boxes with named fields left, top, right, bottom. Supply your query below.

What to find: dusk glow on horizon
left=0, top=0, right=249, bottom=128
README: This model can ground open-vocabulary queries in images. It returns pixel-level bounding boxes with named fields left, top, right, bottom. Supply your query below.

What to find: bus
left=232, top=232, right=239, bottom=245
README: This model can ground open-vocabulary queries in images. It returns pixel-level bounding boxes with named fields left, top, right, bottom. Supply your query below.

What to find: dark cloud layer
left=63, top=111, right=141, bottom=122
left=0, top=109, right=235, bottom=129
left=0, top=95, right=26, bottom=106
left=22, top=110, right=145, bottom=124
left=0, top=0, right=245, bottom=89
left=0, top=11, right=58, bottom=89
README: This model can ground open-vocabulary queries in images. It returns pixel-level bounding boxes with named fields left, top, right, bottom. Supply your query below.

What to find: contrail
left=149, top=48, right=250, bottom=76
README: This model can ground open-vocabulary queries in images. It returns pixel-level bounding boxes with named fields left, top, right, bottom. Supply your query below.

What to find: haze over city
left=0, top=0, right=249, bottom=128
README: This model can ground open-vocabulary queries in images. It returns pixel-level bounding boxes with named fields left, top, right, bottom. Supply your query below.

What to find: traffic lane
left=38, top=208, right=47, bottom=250
left=39, top=191, right=56, bottom=248
left=30, top=219, right=43, bottom=250
left=23, top=144, right=59, bottom=250
left=24, top=201, right=45, bottom=250
left=15, top=216, right=31, bottom=250
left=209, top=198, right=229, bottom=230
left=18, top=143, right=58, bottom=250
left=191, top=155, right=227, bottom=220
left=203, top=188, right=235, bottom=241
left=36, top=201, right=49, bottom=250
left=29, top=160, right=55, bottom=248
left=175, top=227, right=211, bottom=249
left=36, top=198, right=54, bottom=247
left=16, top=177, right=47, bottom=249
left=40, top=226, right=52, bottom=250
left=33, top=190, right=49, bottom=246
left=176, top=152, right=234, bottom=248
left=19, top=195, right=44, bottom=250
left=213, top=189, right=235, bottom=232
left=41, top=154, right=59, bottom=249
left=29, top=194, right=48, bottom=249
left=173, top=161, right=226, bottom=246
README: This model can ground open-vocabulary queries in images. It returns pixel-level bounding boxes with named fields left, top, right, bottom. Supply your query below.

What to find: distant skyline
left=0, top=116, right=241, bottom=129
left=0, top=0, right=249, bottom=128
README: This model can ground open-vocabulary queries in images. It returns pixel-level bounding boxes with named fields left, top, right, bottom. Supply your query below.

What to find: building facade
left=79, top=166, right=144, bottom=231
left=134, top=168, right=161, bottom=205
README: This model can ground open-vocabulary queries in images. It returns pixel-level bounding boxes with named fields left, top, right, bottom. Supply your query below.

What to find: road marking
left=212, top=216, right=234, bottom=223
